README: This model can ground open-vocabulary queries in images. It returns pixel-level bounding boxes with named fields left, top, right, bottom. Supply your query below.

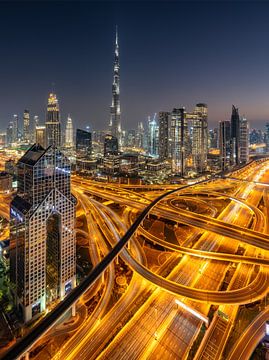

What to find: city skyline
left=1, top=2, right=269, bottom=131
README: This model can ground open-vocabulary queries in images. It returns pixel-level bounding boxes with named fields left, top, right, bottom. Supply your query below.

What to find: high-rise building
left=35, top=125, right=46, bottom=148
left=109, top=27, right=121, bottom=144
left=158, top=112, right=170, bottom=160
left=10, top=144, right=76, bottom=322
left=104, top=134, right=119, bottom=156
left=6, top=122, right=13, bottom=147
left=34, top=115, right=39, bottom=128
left=65, top=115, right=74, bottom=148
left=23, top=109, right=30, bottom=143
left=239, top=117, right=249, bottom=164
left=136, top=122, right=145, bottom=149
left=189, top=103, right=208, bottom=173
left=170, top=108, right=188, bottom=176
left=147, top=114, right=159, bottom=157
left=219, top=120, right=231, bottom=171
left=230, top=105, right=240, bottom=166
left=209, top=128, right=218, bottom=148
left=126, top=130, right=136, bottom=148
left=13, top=114, right=19, bottom=143
left=46, top=93, right=61, bottom=148
left=76, top=129, right=92, bottom=158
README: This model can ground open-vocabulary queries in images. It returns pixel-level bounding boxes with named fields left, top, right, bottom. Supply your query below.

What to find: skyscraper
left=6, top=122, right=13, bottom=147
left=219, top=120, right=231, bottom=171
left=171, top=108, right=188, bottom=176
left=23, top=109, right=30, bottom=143
left=76, top=129, right=92, bottom=158
left=239, top=117, right=249, bottom=164
left=109, top=27, right=121, bottom=144
left=147, top=114, right=159, bottom=157
left=35, top=125, right=46, bottom=148
left=12, top=114, right=19, bottom=143
left=189, top=103, right=208, bottom=173
left=136, top=121, right=145, bottom=149
left=10, top=144, right=76, bottom=322
left=104, top=134, right=119, bottom=156
left=158, top=112, right=170, bottom=160
left=46, top=93, right=61, bottom=148
left=230, top=105, right=240, bottom=166
left=65, top=115, right=74, bottom=148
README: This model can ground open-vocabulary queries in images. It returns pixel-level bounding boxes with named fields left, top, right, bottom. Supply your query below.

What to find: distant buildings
left=230, top=105, right=240, bottom=166
left=239, top=117, right=249, bottom=164
left=46, top=93, right=61, bottom=148
left=104, top=134, right=119, bottom=156
left=10, top=144, right=76, bottom=322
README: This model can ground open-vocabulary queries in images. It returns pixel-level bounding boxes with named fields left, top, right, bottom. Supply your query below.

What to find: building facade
left=239, top=117, right=249, bottom=164
left=230, top=105, right=240, bottom=166
left=35, top=126, right=46, bottom=148
left=76, top=129, right=92, bottom=158
left=10, top=144, right=76, bottom=322
left=65, top=115, right=74, bottom=148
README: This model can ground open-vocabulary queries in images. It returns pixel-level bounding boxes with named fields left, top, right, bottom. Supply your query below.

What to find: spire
left=115, top=25, right=118, bottom=46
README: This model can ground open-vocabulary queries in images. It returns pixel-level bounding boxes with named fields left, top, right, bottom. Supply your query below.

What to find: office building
left=23, top=110, right=30, bottom=143
left=158, top=112, right=170, bottom=160
left=104, top=134, right=119, bottom=156
left=170, top=108, right=188, bottom=176
left=65, top=115, right=74, bottom=148
left=219, top=120, right=231, bottom=171
left=76, top=129, right=92, bottom=158
left=239, top=117, right=249, bottom=164
left=46, top=93, right=61, bottom=148
left=35, top=126, right=46, bottom=148
left=10, top=144, right=76, bottom=322
left=230, top=105, right=240, bottom=166
left=109, top=27, right=121, bottom=144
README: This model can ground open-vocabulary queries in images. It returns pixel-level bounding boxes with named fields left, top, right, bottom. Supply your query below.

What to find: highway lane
left=227, top=305, right=269, bottom=360
left=97, top=163, right=268, bottom=360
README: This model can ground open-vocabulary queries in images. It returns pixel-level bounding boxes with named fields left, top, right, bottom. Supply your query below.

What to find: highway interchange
left=1, top=158, right=269, bottom=359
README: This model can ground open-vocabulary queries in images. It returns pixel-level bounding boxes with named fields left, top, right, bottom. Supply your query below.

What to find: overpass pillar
left=71, top=303, right=76, bottom=317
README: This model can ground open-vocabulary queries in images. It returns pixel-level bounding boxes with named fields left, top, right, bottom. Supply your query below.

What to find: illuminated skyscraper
left=109, top=27, right=121, bottom=144
left=171, top=108, right=188, bottom=176
left=13, top=114, right=19, bottom=143
left=10, top=144, right=76, bottom=322
left=35, top=125, right=46, bottom=148
left=6, top=122, right=13, bottom=147
left=76, top=129, right=92, bottom=158
left=136, top=121, right=145, bottom=149
left=158, top=112, right=170, bottom=160
left=104, top=134, right=119, bottom=156
left=23, top=109, right=30, bottom=143
left=239, top=117, right=249, bottom=164
left=219, top=120, right=231, bottom=171
left=230, top=105, right=240, bottom=166
left=147, top=114, right=159, bottom=157
left=188, top=103, right=208, bottom=173
left=65, top=115, right=74, bottom=148
left=46, top=93, right=61, bottom=148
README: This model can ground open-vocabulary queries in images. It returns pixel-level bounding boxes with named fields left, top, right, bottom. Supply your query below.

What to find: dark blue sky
left=1, top=1, right=269, bottom=131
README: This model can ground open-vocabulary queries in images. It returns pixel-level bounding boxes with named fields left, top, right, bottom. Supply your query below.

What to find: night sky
left=1, top=1, right=269, bottom=132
